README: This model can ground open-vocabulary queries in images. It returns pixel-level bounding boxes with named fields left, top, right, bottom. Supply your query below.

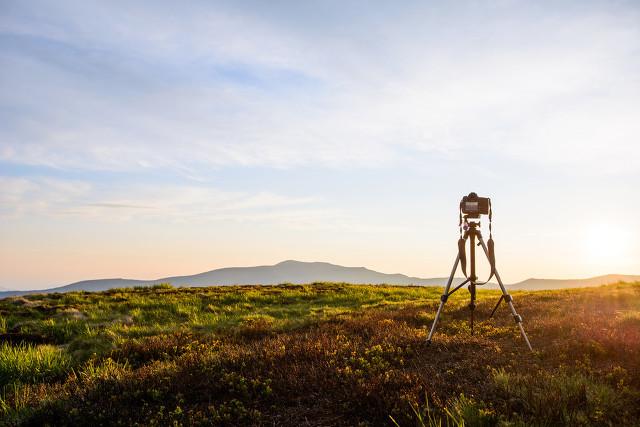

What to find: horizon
left=5, top=258, right=639, bottom=292
left=2, top=1, right=640, bottom=290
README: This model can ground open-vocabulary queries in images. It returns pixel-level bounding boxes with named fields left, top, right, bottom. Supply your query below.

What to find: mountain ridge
left=1, top=260, right=638, bottom=298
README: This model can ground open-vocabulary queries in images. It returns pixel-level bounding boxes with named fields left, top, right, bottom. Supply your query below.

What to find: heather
left=0, top=282, right=638, bottom=426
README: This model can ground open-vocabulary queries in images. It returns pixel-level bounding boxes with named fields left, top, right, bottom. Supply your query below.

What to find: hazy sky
left=1, top=0, right=639, bottom=289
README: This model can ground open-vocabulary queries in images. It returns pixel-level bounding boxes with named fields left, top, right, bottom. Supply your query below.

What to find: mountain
left=0, top=261, right=465, bottom=298
left=0, top=261, right=637, bottom=298
left=62, top=260, right=455, bottom=289
left=505, top=274, right=640, bottom=290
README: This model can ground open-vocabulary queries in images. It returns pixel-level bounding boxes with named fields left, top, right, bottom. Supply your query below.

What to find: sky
left=1, top=0, right=639, bottom=290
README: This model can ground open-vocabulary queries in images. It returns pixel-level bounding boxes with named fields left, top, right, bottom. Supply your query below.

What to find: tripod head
left=462, top=217, right=480, bottom=228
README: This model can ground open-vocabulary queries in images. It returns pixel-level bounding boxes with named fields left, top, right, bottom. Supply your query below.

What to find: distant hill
left=0, top=261, right=462, bottom=298
left=506, top=274, right=640, bottom=290
left=0, top=261, right=637, bottom=298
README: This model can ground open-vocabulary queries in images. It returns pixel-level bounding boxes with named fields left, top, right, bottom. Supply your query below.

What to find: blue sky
left=1, top=0, right=639, bottom=289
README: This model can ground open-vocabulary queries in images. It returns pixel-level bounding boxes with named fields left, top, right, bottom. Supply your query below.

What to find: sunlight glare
left=583, top=223, right=630, bottom=265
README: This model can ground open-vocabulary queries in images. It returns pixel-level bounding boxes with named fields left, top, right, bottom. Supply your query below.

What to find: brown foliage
left=4, top=283, right=640, bottom=426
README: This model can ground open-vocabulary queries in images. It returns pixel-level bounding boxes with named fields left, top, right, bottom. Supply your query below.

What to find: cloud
left=0, top=176, right=91, bottom=217
left=0, top=175, right=404, bottom=232
left=0, top=176, right=305, bottom=218
left=85, top=203, right=155, bottom=209
left=0, top=1, right=639, bottom=174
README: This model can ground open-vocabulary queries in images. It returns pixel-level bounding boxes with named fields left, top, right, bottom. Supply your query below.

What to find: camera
left=460, top=192, right=490, bottom=217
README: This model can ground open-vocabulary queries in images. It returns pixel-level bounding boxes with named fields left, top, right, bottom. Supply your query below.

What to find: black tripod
left=426, top=218, right=533, bottom=351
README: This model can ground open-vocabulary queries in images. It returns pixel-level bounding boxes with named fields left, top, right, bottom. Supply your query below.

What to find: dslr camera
left=460, top=192, right=490, bottom=218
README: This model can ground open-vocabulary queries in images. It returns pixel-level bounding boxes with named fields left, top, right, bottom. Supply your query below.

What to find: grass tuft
left=0, top=342, right=71, bottom=385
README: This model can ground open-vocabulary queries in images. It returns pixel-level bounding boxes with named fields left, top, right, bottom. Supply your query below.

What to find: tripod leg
left=489, top=295, right=504, bottom=318
left=477, top=235, right=533, bottom=352
left=427, top=254, right=460, bottom=344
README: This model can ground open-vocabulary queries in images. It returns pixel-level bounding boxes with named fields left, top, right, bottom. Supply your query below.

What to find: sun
left=583, top=223, right=630, bottom=264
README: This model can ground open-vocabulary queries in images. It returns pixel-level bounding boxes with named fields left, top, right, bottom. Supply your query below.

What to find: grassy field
left=0, top=282, right=638, bottom=426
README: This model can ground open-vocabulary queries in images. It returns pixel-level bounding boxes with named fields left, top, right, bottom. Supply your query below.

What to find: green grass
left=492, top=367, right=629, bottom=425
left=0, top=281, right=638, bottom=425
left=1, top=283, right=443, bottom=347
left=0, top=342, right=71, bottom=386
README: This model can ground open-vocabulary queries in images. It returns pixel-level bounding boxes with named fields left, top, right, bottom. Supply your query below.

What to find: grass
left=492, top=367, right=629, bottom=425
left=0, top=343, right=71, bottom=386
left=0, top=281, right=638, bottom=425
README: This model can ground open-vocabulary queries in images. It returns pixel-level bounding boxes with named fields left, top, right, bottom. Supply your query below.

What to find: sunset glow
left=583, top=223, right=632, bottom=268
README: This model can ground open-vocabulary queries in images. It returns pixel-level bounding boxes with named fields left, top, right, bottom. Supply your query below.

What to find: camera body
left=460, top=192, right=490, bottom=218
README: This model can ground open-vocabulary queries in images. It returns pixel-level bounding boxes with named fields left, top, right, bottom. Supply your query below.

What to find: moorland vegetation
left=0, top=282, right=638, bottom=426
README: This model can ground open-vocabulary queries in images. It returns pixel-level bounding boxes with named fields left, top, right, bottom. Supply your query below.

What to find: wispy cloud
left=0, top=176, right=91, bottom=217
left=0, top=176, right=402, bottom=233
left=85, top=203, right=155, bottom=209
left=1, top=1, right=638, bottom=173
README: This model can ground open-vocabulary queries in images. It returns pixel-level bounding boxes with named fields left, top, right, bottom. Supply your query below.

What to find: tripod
left=426, top=219, right=533, bottom=351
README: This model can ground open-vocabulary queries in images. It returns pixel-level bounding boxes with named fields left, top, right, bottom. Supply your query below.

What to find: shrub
left=492, top=368, right=629, bottom=425
left=79, top=357, right=129, bottom=383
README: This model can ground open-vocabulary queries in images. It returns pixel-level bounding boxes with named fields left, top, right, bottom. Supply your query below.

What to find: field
left=0, top=282, right=639, bottom=426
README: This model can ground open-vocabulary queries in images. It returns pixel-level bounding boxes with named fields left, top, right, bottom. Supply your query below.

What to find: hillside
left=0, top=260, right=460, bottom=297
left=2, top=260, right=638, bottom=297
left=507, top=274, right=640, bottom=290
left=0, top=281, right=638, bottom=425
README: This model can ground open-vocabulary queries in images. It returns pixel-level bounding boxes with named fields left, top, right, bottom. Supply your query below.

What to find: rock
left=56, top=308, right=87, bottom=320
